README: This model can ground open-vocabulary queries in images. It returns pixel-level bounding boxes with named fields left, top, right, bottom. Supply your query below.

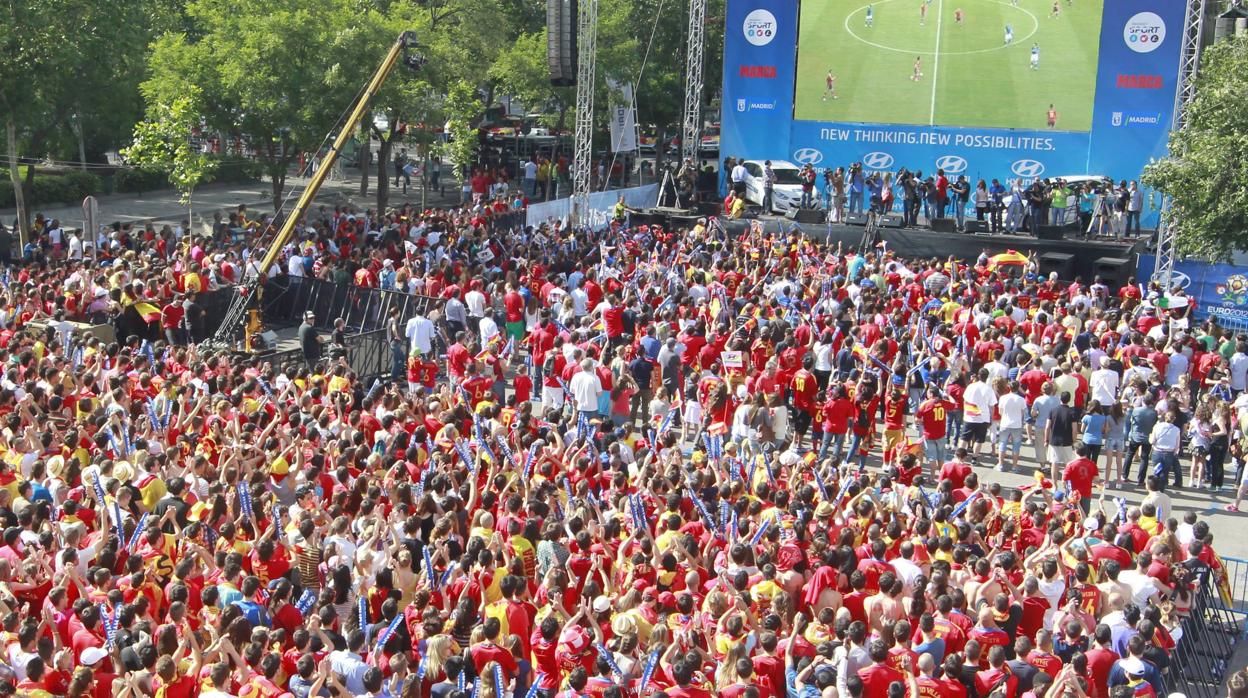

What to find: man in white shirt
left=1117, top=555, right=1163, bottom=607
left=287, top=251, right=305, bottom=277
left=1089, top=356, right=1119, bottom=407
left=730, top=159, right=749, bottom=197
left=405, top=313, right=434, bottom=356
left=464, top=284, right=486, bottom=336
left=996, top=381, right=1028, bottom=472
left=1230, top=341, right=1248, bottom=392
left=569, top=359, right=602, bottom=418
left=961, top=368, right=998, bottom=462
left=1149, top=413, right=1181, bottom=489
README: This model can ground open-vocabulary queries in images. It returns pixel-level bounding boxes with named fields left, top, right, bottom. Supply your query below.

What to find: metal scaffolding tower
left=571, top=0, right=599, bottom=226
left=1154, top=0, right=1208, bottom=292
left=680, top=0, right=707, bottom=165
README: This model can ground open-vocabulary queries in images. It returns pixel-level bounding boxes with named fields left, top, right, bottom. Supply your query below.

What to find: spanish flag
left=131, top=301, right=162, bottom=324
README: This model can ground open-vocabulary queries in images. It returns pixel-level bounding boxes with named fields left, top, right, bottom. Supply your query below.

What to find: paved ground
left=0, top=170, right=463, bottom=234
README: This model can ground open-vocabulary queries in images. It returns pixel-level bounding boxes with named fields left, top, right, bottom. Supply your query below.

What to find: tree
left=1, top=0, right=175, bottom=240
left=141, top=0, right=379, bottom=209
left=1143, top=36, right=1248, bottom=261
left=443, top=82, right=484, bottom=183
left=490, top=31, right=575, bottom=132
left=121, top=91, right=216, bottom=230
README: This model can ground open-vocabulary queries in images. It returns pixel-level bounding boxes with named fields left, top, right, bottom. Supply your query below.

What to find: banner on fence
left=525, top=184, right=659, bottom=229
left=1137, top=254, right=1248, bottom=328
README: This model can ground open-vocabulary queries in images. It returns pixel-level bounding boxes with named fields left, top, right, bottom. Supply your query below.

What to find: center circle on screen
left=844, top=0, right=1039, bottom=56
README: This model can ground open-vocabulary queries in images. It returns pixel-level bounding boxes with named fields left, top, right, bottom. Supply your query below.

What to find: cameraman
left=829, top=166, right=846, bottom=223
left=848, top=162, right=864, bottom=215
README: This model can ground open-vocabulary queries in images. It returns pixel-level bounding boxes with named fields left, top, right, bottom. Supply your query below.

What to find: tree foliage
left=142, top=0, right=381, bottom=207
left=1143, top=36, right=1248, bottom=261
left=443, top=82, right=484, bottom=179
left=121, top=90, right=215, bottom=206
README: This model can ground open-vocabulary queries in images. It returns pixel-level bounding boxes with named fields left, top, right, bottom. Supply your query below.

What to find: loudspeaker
left=1035, top=224, right=1065, bottom=240
left=929, top=218, right=956, bottom=233
left=879, top=215, right=903, bottom=228
left=844, top=213, right=868, bottom=226
left=547, top=0, right=577, bottom=86
left=964, top=220, right=989, bottom=234
left=786, top=208, right=824, bottom=224
left=1093, top=256, right=1131, bottom=287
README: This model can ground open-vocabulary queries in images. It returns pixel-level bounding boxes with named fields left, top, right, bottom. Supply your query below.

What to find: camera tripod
left=860, top=210, right=882, bottom=251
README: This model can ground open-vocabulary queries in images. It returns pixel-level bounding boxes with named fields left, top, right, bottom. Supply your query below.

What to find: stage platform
left=722, top=217, right=1147, bottom=283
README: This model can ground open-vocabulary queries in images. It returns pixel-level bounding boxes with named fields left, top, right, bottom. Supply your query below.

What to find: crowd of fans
left=0, top=198, right=1243, bottom=698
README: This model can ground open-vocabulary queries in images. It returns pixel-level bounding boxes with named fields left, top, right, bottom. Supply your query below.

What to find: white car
left=740, top=159, right=808, bottom=214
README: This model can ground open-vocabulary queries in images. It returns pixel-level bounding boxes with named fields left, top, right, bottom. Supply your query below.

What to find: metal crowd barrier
left=258, top=276, right=443, bottom=333
left=1171, top=559, right=1248, bottom=698
left=258, top=328, right=392, bottom=385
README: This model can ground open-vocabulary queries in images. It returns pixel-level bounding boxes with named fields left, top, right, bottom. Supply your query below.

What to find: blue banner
left=1136, top=254, right=1248, bottom=329
left=525, top=184, right=659, bottom=229
left=721, top=0, right=1185, bottom=228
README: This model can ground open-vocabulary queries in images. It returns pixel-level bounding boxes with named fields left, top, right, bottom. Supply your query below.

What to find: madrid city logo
left=935, top=155, right=968, bottom=174
left=862, top=152, right=894, bottom=170
left=1124, top=12, right=1166, bottom=53
left=743, top=9, right=777, bottom=46
left=792, top=148, right=824, bottom=165
left=1011, top=159, right=1045, bottom=178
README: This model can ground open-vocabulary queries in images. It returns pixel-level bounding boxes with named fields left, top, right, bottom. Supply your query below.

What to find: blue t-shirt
left=1081, top=413, right=1108, bottom=446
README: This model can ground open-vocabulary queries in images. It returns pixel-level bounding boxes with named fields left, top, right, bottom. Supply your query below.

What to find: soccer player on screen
left=919, top=2, right=927, bottom=25
left=1004, top=23, right=1014, bottom=44
left=1047, top=104, right=1058, bottom=128
left=865, top=4, right=874, bottom=26
left=911, top=56, right=923, bottom=81
left=955, top=8, right=964, bottom=24
left=1051, top=0, right=1060, bottom=18
left=1031, top=43, right=1040, bottom=69
left=823, top=71, right=839, bottom=100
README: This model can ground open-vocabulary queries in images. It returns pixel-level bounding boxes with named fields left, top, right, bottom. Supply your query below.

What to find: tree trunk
left=359, top=135, right=371, bottom=197
left=376, top=135, right=392, bottom=214
left=6, top=120, right=30, bottom=247
left=271, top=172, right=286, bottom=212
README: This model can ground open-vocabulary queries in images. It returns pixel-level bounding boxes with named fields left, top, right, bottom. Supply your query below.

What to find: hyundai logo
left=1153, top=269, right=1192, bottom=290
left=935, top=155, right=968, bottom=174
left=792, top=148, right=824, bottom=165
left=1011, top=159, right=1046, bottom=178
left=862, top=151, right=894, bottom=170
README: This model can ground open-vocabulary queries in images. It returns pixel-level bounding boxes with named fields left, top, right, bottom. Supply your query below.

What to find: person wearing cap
left=298, top=311, right=325, bottom=369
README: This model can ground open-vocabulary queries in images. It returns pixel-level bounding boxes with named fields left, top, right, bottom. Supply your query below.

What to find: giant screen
left=721, top=0, right=1185, bottom=213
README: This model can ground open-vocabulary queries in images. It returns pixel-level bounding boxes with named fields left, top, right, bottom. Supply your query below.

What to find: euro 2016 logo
left=743, top=9, right=777, bottom=46
left=1124, top=12, right=1165, bottom=53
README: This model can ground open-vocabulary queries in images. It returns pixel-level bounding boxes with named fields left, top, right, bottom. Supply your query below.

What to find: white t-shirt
left=962, top=381, right=998, bottom=424
left=569, top=370, right=602, bottom=411
left=998, top=392, right=1028, bottom=429
left=1089, top=368, right=1119, bottom=407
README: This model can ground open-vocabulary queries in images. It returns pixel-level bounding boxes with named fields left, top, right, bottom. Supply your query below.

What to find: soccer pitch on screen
left=793, top=0, right=1105, bottom=131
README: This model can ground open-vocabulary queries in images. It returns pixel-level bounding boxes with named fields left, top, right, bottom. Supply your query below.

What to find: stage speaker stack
left=547, top=0, right=577, bottom=86
left=844, top=213, right=868, bottom=226
left=1093, top=256, right=1131, bottom=287
left=964, top=220, right=989, bottom=234
left=785, top=208, right=824, bottom=224
left=879, top=215, right=903, bottom=228
left=1035, top=225, right=1065, bottom=240
left=929, top=218, right=956, bottom=233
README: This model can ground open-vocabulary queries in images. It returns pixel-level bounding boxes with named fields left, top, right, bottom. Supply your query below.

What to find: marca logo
left=793, top=148, right=823, bottom=165
left=1117, top=74, right=1163, bottom=89
left=739, top=65, right=777, bottom=78
left=746, top=101, right=776, bottom=111
left=862, top=151, right=894, bottom=170
left=743, top=9, right=777, bottom=47
left=1011, top=159, right=1045, bottom=178
left=1124, top=12, right=1166, bottom=53
left=935, top=155, right=967, bottom=174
